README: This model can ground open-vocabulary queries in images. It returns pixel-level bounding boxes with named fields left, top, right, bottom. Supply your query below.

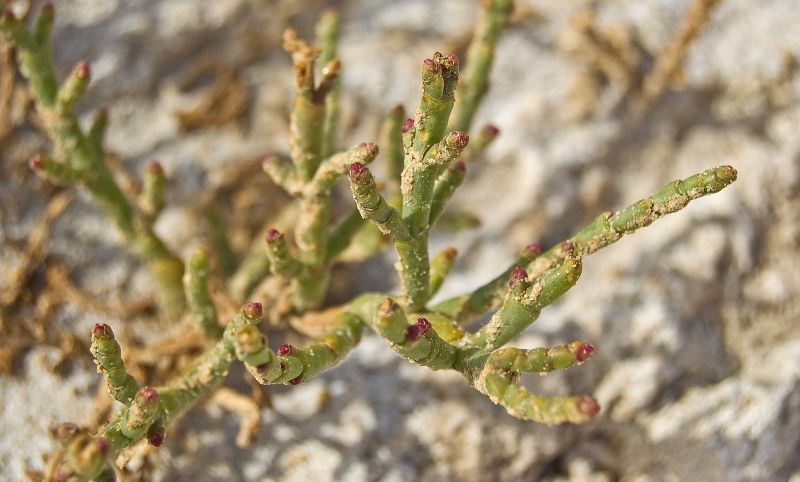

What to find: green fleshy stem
left=429, top=161, right=467, bottom=226
left=379, top=104, right=407, bottom=206
left=429, top=246, right=458, bottom=299
left=233, top=312, right=363, bottom=385
left=315, top=8, right=341, bottom=159
left=90, top=323, right=139, bottom=405
left=372, top=298, right=459, bottom=370
left=434, top=165, right=738, bottom=323
left=466, top=255, right=583, bottom=350
left=185, top=248, right=224, bottom=339
left=449, top=0, right=513, bottom=133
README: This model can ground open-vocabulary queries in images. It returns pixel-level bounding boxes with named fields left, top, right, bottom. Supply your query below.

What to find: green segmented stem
left=436, top=165, right=738, bottom=323
left=467, top=255, right=582, bottom=349
left=373, top=299, right=459, bottom=370
left=297, top=143, right=378, bottom=268
left=429, top=247, right=458, bottom=299
left=449, top=0, right=513, bottom=132
left=402, top=129, right=469, bottom=236
left=2, top=7, right=186, bottom=319
left=233, top=312, right=363, bottom=385
left=56, top=62, right=89, bottom=113
left=30, top=154, right=78, bottom=184
left=185, top=248, right=224, bottom=339
left=380, top=104, right=407, bottom=206
left=82, top=303, right=263, bottom=477
left=481, top=372, right=599, bottom=425
left=316, top=8, right=341, bottom=158
left=349, top=163, right=411, bottom=240
left=90, top=324, right=139, bottom=405
left=265, top=230, right=301, bottom=277
left=119, top=387, right=160, bottom=439
left=432, top=243, right=541, bottom=321
left=395, top=236, right=430, bottom=311
left=228, top=204, right=298, bottom=301
left=429, top=161, right=466, bottom=225
left=140, top=161, right=166, bottom=221
left=487, top=341, right=594, bottom=373
left=283, top=29, right=340, bottom=182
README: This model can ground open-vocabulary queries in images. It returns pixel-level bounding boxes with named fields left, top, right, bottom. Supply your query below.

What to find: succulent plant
left=1, top=1, right=737, bottom=479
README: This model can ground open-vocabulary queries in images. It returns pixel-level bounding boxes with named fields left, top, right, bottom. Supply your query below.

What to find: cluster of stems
left=2, top=2, right=739, bottom=480
left=1, top=6, right=186, bottom=320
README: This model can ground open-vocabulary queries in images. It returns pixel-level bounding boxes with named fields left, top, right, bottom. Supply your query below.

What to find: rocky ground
left=1, top=0, right=799, bottom=481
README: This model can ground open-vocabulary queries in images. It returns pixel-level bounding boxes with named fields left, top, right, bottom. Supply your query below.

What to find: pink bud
left=277, top=343, right=293, bottom=356
left=451, top=131, right=469, bottom=149
left=147, top=160, right=163, bottom=175
left=422, top=58, right=439, bottom=73
left=92, top=323, right=111, bottom=337
left=289, top=376, right=302, bottom=385
left=523, top=243, right=542, bottom=257
left=415, top=317, right=431, bottom=335
left=96, top=437, right=110, bottom=455
left=148, top=427, right=165, bottom=447
left=265, top=228, right=281, bottom=243
left=575, top=343, right=594, bottom=362
left=74, top=61, right=91, bottom=79
left=453, top=161, right=466, bottom=173
left=561, top=240, right=574, bottom=254
left=30, top=155, right=43, bottom=170
left=483, top=124, right=500, bottom=139
left=402, top=117, right=415, bottom=133
left=509, top=267, right=528, bottom=285
left=244, top=302, right=263, bottom=318
left=348, top=162, right=369, bottom=180
left=446, top=53, right=459, bottom=66
left=138, top=386, right=159, bottom=404
left=576, top=397, right=600, bottom=418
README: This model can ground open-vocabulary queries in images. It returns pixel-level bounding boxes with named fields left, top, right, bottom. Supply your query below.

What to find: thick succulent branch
left=449, top=0, right=514, bottom=132
left=434, top=165, right=738, bottom=323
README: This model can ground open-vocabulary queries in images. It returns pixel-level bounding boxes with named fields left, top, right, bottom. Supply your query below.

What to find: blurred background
left=1, top=0, right=798, bottom=480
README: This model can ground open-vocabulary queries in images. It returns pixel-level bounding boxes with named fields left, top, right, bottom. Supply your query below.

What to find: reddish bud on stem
left=138, top=386, right=159, bottom=404
left=348, top=162, right=369, bottom=181
left=147, top=160, right=163, bottom=175
left=453, top=161, right=466, bottom=173
left=454, top=131, right=469, bottom=149
left=482, top=124, right=500, bottom=139
left=75, top=61, right=91, bottom=79
left=575, top=343, right=595, bottom=362
left=523, top=243, right=542, bottom=257
left=406, top=318, right=431, bottom=342
left=265, top=228, right=281, bottom=243
left=422, top=58, right=439, bottom=73
left=402, top=117, right=414, bottom=133
left=509, top=266, right=528, bottom=286
left=277, top=343, right=293, bottom=356
left=30, top=155, right=43, bottom=170
left=576, top=397, right=601, bottom=418
left=244, top=302, right=263, bottom=318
